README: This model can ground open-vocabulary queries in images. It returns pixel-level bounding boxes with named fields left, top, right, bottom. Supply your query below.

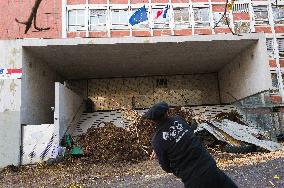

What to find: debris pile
left=0, top=165, right=20, bottom=174
left=1, top=106, right=283, bottom=188
left=195, top=129, right=219, bottom=147
left=213, top=110, right=246, bottom=125
left=168, top=107, right=282, bottom=152
left=74, top=106, right=283, bottom=163
left=76, top=118, right=155, bottom=163
left=120, top=107, right=155, bottom=152
left=75, top=106, right=198, bottom=163
left=168, top=106, right=195, bottom=124
left=198, top=119, right=283, bottom=152
left=77, top=123, right=143, bottom=163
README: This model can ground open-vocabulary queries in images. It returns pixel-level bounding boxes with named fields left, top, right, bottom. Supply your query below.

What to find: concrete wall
left=82, top=74, right=220, bottom=110
left=21, top=48, right=63, bottom=125
left=218, top=37, right=272, bottom=103
left=65, top=79, right=88, bottom=99
left=0, top=41, right=22, bottom=168
left=0, top=111, right=21, bottom=168
left=54, top=82, right=84, bottom=140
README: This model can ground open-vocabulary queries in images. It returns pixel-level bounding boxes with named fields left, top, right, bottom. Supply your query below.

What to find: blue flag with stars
left=129, top=5, right=148, bottom=26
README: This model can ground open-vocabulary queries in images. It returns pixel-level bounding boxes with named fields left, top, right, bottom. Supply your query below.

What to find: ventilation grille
left=266, top=38, right=274, bottom=52
left=233, top=3, right=249, bottom=13
left=277, top=38, right=284, bottom=52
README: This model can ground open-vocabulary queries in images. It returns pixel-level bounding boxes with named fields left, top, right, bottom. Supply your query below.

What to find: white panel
left=72, top=111, right=130, bottom=136
left=22, top=124, right=57, bottom=165
left=55, top=82, right=84, bottom=140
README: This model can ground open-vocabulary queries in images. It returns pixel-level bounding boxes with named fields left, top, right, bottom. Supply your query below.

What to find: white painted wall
left=21, top=48, right=63, bottom=125
left=0, top=111, right=21, bottom=168
left=0, top=41, right=22, bottom=168
left=54, top=82, right=84, bottom=141
left=218, top=37, right=272, bottom=103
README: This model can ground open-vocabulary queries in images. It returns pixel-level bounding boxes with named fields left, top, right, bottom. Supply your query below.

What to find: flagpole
left=208, top=0, right=215, bottom=35
left=128, top=0, right=132, bottom=37
left=149, top=0, right=154, bottom=37
left=107, top=0, right=111, bottom=37
left=190, top=0, right=195, bottom=35
left=85, top=0, right=89, bottom=37
left=169, top=0, right=174, bottom=35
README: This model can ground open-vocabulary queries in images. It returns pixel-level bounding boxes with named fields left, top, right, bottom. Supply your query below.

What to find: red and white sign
left=0, top=68, right=22, bottom=79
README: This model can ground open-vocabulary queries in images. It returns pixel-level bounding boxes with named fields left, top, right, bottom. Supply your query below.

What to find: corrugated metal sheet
left=198, top=120, right=283, bottom=151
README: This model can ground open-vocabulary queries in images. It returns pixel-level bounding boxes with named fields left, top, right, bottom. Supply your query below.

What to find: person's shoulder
left=170, top=115, right=190, bottom=127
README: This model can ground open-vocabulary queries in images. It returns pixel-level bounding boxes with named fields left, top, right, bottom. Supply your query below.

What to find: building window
left=271, top=72, right=278, bottom=88
left=111, top=9, right=129, bottom=30
left=152, top=6, right=170, bottom=29
left=193, top=7, right=210, bottom=27
left=174, top=7, right=190, bottom=29
left=266, top=38, right=274, bottom=58
left=253, top=6, right=269, bottom=25
left=213, top=12, right=230, bottom=27
left=68, top=9, right=85, bottom=32
left=89, top=9, right=107, bottom=31
left=271, top=71, right=284, bottom=89
left=131, top=8, right=149, bottom=30
left=272, top=5, right=284, bottom=25
left=234, top=21, right=250, bottom=34
left=277, top=38, right=284, bottom=58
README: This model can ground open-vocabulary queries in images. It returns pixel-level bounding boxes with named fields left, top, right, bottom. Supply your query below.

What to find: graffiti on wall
left=22, top=124, right=59, bottom=165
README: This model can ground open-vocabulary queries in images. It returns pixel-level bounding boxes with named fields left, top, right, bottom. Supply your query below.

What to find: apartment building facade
left=0, top=0, right=282, bottom=167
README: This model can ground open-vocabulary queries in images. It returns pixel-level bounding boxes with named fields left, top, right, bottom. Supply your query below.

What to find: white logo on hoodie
left=162, top=121, right=188, bottom=142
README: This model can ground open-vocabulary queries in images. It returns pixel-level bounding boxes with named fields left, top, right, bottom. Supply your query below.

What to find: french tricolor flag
left=155, top=5, right=170, bottom=19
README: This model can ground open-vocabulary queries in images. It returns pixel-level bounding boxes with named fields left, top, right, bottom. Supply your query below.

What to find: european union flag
left=129, top=5, right=148, bottom=26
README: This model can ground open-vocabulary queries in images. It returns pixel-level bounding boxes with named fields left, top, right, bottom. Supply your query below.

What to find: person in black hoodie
left=143, top=102, right=238, bottom=188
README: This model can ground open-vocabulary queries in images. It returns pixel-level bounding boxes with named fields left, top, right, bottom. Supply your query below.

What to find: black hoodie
left=151, top=115, right=216, bottom=183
